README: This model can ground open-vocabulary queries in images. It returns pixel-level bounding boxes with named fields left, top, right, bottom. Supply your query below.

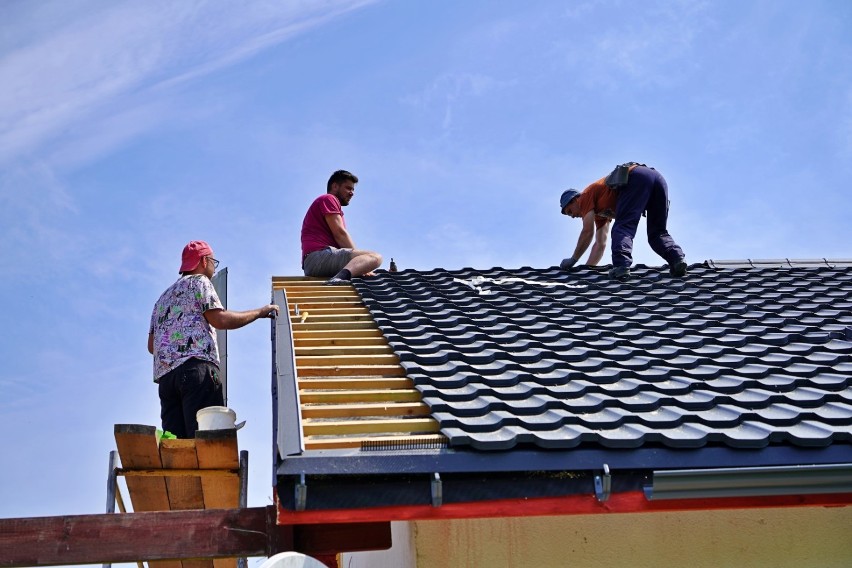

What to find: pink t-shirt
left=301, top=194, right=345, bottom=258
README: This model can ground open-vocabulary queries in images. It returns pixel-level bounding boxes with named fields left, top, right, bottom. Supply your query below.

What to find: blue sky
left=1, top=0, right=851, bottom=559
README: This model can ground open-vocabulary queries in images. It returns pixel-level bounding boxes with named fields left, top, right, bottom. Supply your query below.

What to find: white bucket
left=196, top=406, right=244, bottom=431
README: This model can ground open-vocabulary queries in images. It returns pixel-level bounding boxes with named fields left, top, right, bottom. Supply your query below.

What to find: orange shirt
left=575, top=177, right=617, bottom=228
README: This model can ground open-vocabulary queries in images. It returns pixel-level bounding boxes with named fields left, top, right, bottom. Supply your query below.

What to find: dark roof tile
left=353, top=262, right=852, bottom=451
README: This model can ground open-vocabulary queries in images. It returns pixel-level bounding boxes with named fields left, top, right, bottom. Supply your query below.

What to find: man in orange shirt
left=560, top=163, right=686, bottom=280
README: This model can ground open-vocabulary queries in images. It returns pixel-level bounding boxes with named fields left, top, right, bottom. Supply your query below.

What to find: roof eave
left=275, top=488, right=852, bottom=525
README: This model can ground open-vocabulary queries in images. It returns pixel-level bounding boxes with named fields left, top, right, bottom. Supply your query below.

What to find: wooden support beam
left=0, top=506, right=391, bottom=567
left=118, top=468, right=238, bottom=478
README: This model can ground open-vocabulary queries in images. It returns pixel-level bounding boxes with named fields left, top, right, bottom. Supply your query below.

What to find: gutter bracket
left=594, top=464, right=611, bottom=502
left=431, top=472, right=442, bottom=507
left=295, top=473, right=307, bottom=511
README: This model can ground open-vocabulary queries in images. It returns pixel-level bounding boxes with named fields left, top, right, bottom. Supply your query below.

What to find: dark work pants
left=611, top=166, right=685, bottom=268
left=157, top=358, right=223, bottom=439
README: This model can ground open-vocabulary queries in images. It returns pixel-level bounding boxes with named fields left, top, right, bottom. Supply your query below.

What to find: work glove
left=560, top=257, right=577, bottom=271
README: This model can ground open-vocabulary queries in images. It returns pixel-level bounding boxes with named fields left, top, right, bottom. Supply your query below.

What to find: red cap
left=179, top=240, right=213, bottom=273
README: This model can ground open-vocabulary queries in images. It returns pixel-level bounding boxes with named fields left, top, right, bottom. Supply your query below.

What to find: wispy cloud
left=402, top=73, right=513, bottom=131
left=0, top=0, right=376, bottom=168
left=0, top=163, right=84, bottom=272
left=555, top=1, right=709, bottom=91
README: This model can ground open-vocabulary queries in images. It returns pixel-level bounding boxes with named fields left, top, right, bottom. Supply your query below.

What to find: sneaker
left=669, top=259, right=688, bottom=277
left=608, top=266, right=630, bottom=281
left=325, top=276, right=350, bottom=286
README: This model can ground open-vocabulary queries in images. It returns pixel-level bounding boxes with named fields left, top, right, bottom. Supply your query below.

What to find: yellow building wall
left=412, top=506, right=852, bottom=568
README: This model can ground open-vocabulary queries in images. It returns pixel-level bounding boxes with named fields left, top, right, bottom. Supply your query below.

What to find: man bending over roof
left=148, top=240, right=279, bottom=438
left=559, top=162, right=687, bottom=281
left=301, top=169, right=383, bottom=285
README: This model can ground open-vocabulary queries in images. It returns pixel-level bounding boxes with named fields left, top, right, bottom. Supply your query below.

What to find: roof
left=355, top=260, right=852, bottom=452
left=272, top=260, right=852, bottom=515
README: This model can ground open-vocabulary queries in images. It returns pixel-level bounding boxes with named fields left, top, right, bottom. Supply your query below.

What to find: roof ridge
left=706, top=258, right=852, bottom=269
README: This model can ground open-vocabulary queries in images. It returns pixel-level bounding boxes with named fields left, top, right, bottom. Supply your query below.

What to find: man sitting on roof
left=300, top=169, right=383, bottom=285
left=559, top=162, right=687, bottom=281
left=148, top=240, right=279, bottom=438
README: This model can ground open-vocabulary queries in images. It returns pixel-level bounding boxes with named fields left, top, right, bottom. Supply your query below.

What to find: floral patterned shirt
left=149, top=274, right=223, bottom=381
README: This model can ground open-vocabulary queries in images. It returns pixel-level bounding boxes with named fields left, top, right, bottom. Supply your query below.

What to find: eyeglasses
left=207, top=257, right=220, bottom=269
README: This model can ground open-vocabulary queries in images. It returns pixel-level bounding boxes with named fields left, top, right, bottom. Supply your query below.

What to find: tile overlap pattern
left=353, top=264, right=852, bottom=451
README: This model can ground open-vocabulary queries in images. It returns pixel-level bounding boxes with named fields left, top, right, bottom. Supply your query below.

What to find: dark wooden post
left=0, top=506, right=391, bottom=567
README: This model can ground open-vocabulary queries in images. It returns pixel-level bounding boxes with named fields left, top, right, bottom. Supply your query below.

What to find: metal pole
left=238, top=450, right=249, bottom=568
left=105, top=451, right=119, bottom=514
left=103, top=451, right=119, bottom=568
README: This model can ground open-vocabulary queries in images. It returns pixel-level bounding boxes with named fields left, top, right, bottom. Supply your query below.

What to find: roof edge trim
left=273, top=288, right=305, bottom=457
left=645, top=463, right=852, bottom=500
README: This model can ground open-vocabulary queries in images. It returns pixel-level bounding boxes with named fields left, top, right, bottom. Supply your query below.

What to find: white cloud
left=0, top=0, right=377, bottom=168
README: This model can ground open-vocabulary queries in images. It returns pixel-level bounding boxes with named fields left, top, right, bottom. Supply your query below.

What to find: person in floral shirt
left=148, top=240, right=278, bottom=438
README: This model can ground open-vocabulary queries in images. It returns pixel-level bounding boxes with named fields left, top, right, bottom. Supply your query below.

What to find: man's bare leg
left=327, top=250, right=383, bottom=284
left=345, top=250, right=383, bottom=277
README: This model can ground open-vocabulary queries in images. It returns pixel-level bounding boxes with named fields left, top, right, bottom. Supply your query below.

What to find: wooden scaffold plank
left=114, top=425, right=170, bottom=513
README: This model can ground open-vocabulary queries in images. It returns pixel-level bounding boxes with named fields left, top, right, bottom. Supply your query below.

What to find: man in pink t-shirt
left=300, top=170, right=383, bottom=284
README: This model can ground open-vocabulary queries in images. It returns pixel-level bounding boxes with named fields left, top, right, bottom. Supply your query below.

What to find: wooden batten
left=301, top=402, right=431, bottom=418
left=295, top=345, right=394, bottom=356
left=299, top=390, right=423, bottom=404
left=289, top=311, right=372, bottom=321
left=275, top=276, right=448, bottom=450
left=296, top=364, right=405, bottom=377
left=288, top=301, right=364, bottom=311
left=293, top=330, right=385, bottom=343
left=304, top=434, right=447, bottom=451
left=297, top=377, right=415, bottom=389
left=296, top=353, right=400, bottom=367
left=292, top=321, right=377, bottom=331
left=302, top=418, right=440, bottom=436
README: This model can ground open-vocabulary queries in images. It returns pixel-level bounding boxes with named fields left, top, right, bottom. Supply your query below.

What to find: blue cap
left=560, top=189, right=580, bottom=210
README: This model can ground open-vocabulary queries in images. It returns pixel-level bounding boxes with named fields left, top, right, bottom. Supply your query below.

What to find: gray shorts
left=303, top=247, right=352, bottom=277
